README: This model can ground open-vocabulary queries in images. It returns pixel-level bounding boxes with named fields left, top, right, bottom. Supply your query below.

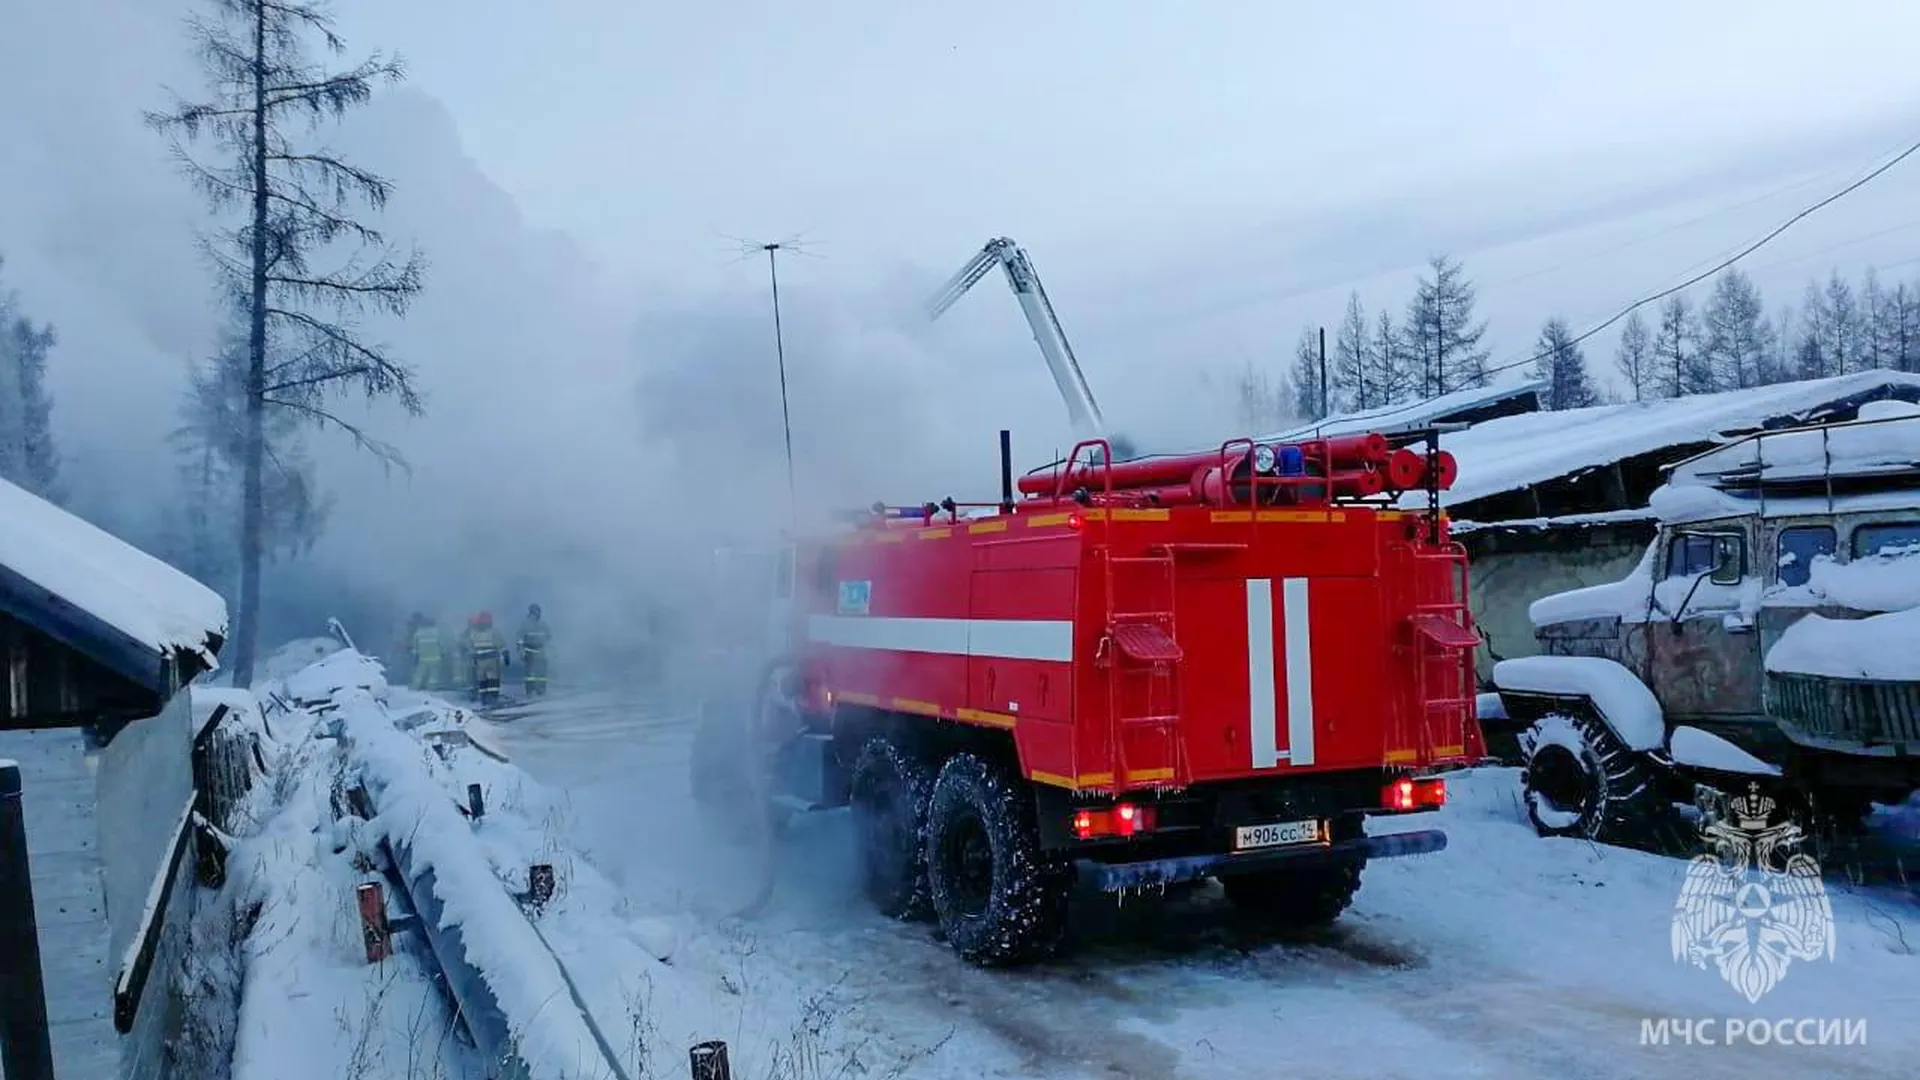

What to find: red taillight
left=1067, top=512, right=1086, bottom=530
left=1382, top=776, right=1446, bottom=811
left=1071, top=802, right=1156, bottom=839
left=1386, top=777, right=1416, bottom=811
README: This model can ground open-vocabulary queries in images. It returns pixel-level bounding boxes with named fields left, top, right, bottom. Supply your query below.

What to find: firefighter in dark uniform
left=469, top=610, right=508, bottom=708
left=518, top=603, right=550, bottom=697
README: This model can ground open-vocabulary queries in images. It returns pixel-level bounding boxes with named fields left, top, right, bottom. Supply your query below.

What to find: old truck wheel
left=924, top=753, right=1070, bottom=966
left=850, top=738, right=936, bottom=920
left=1220, top=860, right=1364, bottom=926
left=1521, top=710, right=1676, bottom=849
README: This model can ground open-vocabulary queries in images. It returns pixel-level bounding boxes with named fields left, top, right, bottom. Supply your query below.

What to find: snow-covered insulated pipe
left=335, top=682, right=630, bottom=1080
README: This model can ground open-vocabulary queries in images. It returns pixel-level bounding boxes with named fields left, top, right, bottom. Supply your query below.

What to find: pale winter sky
left=3, top=0, right=1920, bottom=624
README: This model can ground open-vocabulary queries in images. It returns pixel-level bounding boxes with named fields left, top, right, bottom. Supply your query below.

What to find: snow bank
left=1667, top=725, right=1780, bottom=776
left=0, top=474, right=227, bottom=661
left=338, top=680, right=624, bottom=1080
left=280, top=647, right=389, bottom=704
left=1803, top=544, right=1920, bottom=611
left=1491, top=655, right=1665, bottom=750
left=254, top=636, right=345, bottom=685
left=1766, top=607, right=1920, bottom=680
left=225, top=711, right=479, bottom=1080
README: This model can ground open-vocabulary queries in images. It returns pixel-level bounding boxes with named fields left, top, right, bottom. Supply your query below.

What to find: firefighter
left=469, top=610, right=508, bottom=708
left=449, top=614, right=476, bottom=697
left=409, top=614, right=445, bottom=691
left=518, top=603, right=550, bottom=697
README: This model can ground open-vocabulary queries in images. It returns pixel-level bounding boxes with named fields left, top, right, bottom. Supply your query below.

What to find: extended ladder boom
left=927, top=237, right=1107, bottom=439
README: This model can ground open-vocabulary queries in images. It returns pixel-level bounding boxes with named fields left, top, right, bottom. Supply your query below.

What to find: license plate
left=1233, top=818, right=1326, bottom=851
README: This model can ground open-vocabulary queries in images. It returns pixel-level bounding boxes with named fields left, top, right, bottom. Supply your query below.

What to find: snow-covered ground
left=485, top=685, right=1920, bottom=1080
left=215, top=642, right=1919, bottom=1080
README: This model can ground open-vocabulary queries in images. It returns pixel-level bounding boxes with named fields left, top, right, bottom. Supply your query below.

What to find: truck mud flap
left=1076, top=829, right=1447, bottom=893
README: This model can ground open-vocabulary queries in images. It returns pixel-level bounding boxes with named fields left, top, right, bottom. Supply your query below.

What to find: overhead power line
left=1479, top=134, right=1920, bottom=382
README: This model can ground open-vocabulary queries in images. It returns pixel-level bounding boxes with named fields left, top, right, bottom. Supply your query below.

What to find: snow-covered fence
left=328, top=666, right=633, bottom=1080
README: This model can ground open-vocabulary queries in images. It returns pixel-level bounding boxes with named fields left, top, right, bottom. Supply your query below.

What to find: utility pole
left=1318, top=326, right=1329, bottom=418
left=759, top=242, right=798, bottom=528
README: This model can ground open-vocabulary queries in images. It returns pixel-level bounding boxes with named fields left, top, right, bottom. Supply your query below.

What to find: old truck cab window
left=1667, top=533, right=1718, bottom=577
left=1668, top=532, right=1744, bottom=583
left=1851, top=521, right=1920, bottom=559
left=1776, top=525, right=1836, bottom=587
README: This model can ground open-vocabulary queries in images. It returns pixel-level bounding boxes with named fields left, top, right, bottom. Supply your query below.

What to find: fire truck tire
left=1520, top=709, right=1677, bottom=849
left=1219, top=860, right=1363, bottom=926
left=849, top=738, right=936, bottom=921
left=924, top=753, right=1071, bottom=966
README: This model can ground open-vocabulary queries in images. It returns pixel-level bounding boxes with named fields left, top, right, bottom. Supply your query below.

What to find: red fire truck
left=693, top=428, right=1480, bottom=965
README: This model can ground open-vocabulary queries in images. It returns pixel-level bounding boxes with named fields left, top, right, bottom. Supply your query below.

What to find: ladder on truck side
left=1054, top=437, right=1190, bottom=789
left=1407, top=538, right=1481, bottom=764
left=1100, top=541, right=1186, bottom=789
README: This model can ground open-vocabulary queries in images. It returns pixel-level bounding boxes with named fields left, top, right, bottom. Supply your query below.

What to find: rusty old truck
left=1482, top=405, right=1920, bottom=846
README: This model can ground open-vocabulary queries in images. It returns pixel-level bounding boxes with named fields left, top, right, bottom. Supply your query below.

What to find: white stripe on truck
left=1248, top=577, right=1315, bottom=769
left=807, top=614, right=1074, bottom=662
left=1282, top=577, right=1316, bottom=768
left=1246, top=579, right=1282, bottom=768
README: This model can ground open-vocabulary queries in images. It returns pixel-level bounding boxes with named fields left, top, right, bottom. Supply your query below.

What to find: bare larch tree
left=148, top=0, right=427, bottom=684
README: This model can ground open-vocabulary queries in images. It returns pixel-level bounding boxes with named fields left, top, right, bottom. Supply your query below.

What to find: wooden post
left=466, top=783, right=485, bottom=820
left=528, top=864, right=555, bottom=907
left=0, top=761, right=56, bottom=1080
left=356, top=882, right=392, bottom=963
left=689, top=1040, right=731, bottom=1080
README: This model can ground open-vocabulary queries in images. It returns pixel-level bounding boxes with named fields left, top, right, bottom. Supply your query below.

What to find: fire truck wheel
left=1520, top=709, right=1676, bottom=849
left=849, top=738, right=936, bottom=921
left=924, top=753, right=1071, bottom=966
left=1219, top=860, right=1363, bottom=926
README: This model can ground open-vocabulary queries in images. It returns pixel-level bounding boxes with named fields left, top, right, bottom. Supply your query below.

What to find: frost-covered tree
left=1371, top=310, right=1415, bottom=406
left=1613, top=308, right=1654, bottom=402
left=1330, top=292, right=1373, bottom=411
left=168, top=315, right=332, bottom=592
left=1796, top=280, right=1838, bottom=380
left=1652, top=294, right=1709, bottom=397
left=1867, top=272, right=1920, bottom=373
left=1402, top=254, right=1490, bottom=397
left=1229, top=359, right=1291, bottom=432
left=1761, top=305, right=1797, bottom=385
left=1861, top=269, right=1888, bottom=373
left=1818, top=272, right=1862, bottom=375
left=0, top=258, right=62, bottom=501
left=148, top=0, right=428, bottom=684
left=1700, top=269, right=1773, bottom=391
left=1289, top=326, right=1328, bottom=420
left=1532, top=316, right=1599, bottom=410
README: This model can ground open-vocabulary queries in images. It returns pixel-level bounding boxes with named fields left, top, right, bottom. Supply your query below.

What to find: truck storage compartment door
left=1179, top=574, right=1386, bottom=780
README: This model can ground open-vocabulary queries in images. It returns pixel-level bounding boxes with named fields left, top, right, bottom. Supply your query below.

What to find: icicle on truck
left=692, top=427, right=1482, bottom=964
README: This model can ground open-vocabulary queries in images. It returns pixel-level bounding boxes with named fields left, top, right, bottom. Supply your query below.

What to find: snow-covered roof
left=1667, top=405, right=1920, bottom=491
left=1403, top=370, right=1920, bottom=513
left=1259, top=378, right=1547, bottom=443
left=0, top=475, right=228, bottom=669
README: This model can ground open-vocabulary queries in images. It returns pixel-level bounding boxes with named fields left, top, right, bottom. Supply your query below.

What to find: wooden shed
left=0, top=474, right=227, bottom=1080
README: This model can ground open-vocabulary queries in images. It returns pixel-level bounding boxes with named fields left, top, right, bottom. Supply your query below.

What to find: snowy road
left=485, top=685, right=1920, bottom=1080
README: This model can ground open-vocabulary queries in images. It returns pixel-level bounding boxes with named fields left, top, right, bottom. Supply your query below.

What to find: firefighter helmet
left=529, top=603, right=542, bottom=619
left=478, top=611, right=494, bottom=627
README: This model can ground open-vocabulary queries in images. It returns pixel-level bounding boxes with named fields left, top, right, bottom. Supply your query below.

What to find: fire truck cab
left=692, top=430, right=1480, bottom=966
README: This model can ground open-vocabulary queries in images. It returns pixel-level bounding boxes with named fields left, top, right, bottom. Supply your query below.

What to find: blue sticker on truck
left=838, top=580, right=872, bottom=616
